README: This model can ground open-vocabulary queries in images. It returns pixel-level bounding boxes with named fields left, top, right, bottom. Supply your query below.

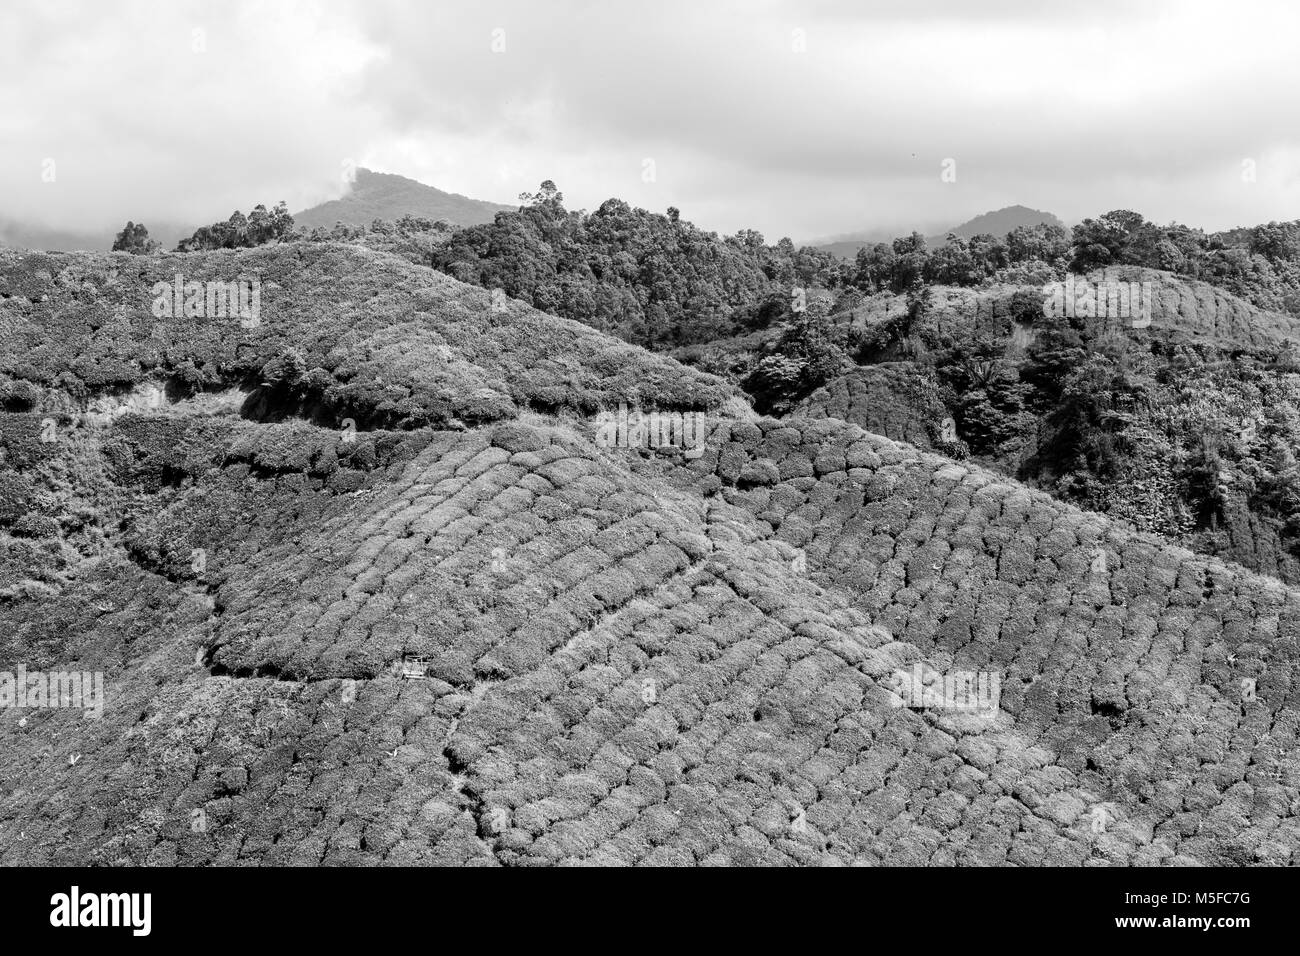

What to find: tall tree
left=111, top=221, right=159, bottom=254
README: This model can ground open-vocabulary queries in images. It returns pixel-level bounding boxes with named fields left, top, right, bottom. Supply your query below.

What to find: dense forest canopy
left=428, top=180, right=845, bottom=349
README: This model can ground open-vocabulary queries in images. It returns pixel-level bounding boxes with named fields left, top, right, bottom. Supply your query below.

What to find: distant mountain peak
left=935, top=205, right=1063, bottom=243
left=292, top=168, right=514, bottom=231
left=814, top=204, right=1065, bottom=259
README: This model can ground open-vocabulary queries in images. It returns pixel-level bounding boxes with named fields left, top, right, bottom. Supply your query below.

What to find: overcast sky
left=3, top=0, right=1299, bottom=244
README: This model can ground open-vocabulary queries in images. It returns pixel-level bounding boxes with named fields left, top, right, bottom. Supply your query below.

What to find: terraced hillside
left=835, top=266, right=1300, bottom=350
left=796, top=363, right=953, bottom=452
left=0, top=246, right=1296, bottom=865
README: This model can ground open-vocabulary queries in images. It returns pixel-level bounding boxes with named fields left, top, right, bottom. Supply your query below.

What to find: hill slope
left=294, top=169, right=514, bottom=232
left=0, top=246, right=1295, bottom=865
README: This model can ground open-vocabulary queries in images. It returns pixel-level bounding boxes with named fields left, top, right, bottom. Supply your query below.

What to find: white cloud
left=0, top=0, right=385, bottom=233
left=2, top=0, right=1299, bottom=244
